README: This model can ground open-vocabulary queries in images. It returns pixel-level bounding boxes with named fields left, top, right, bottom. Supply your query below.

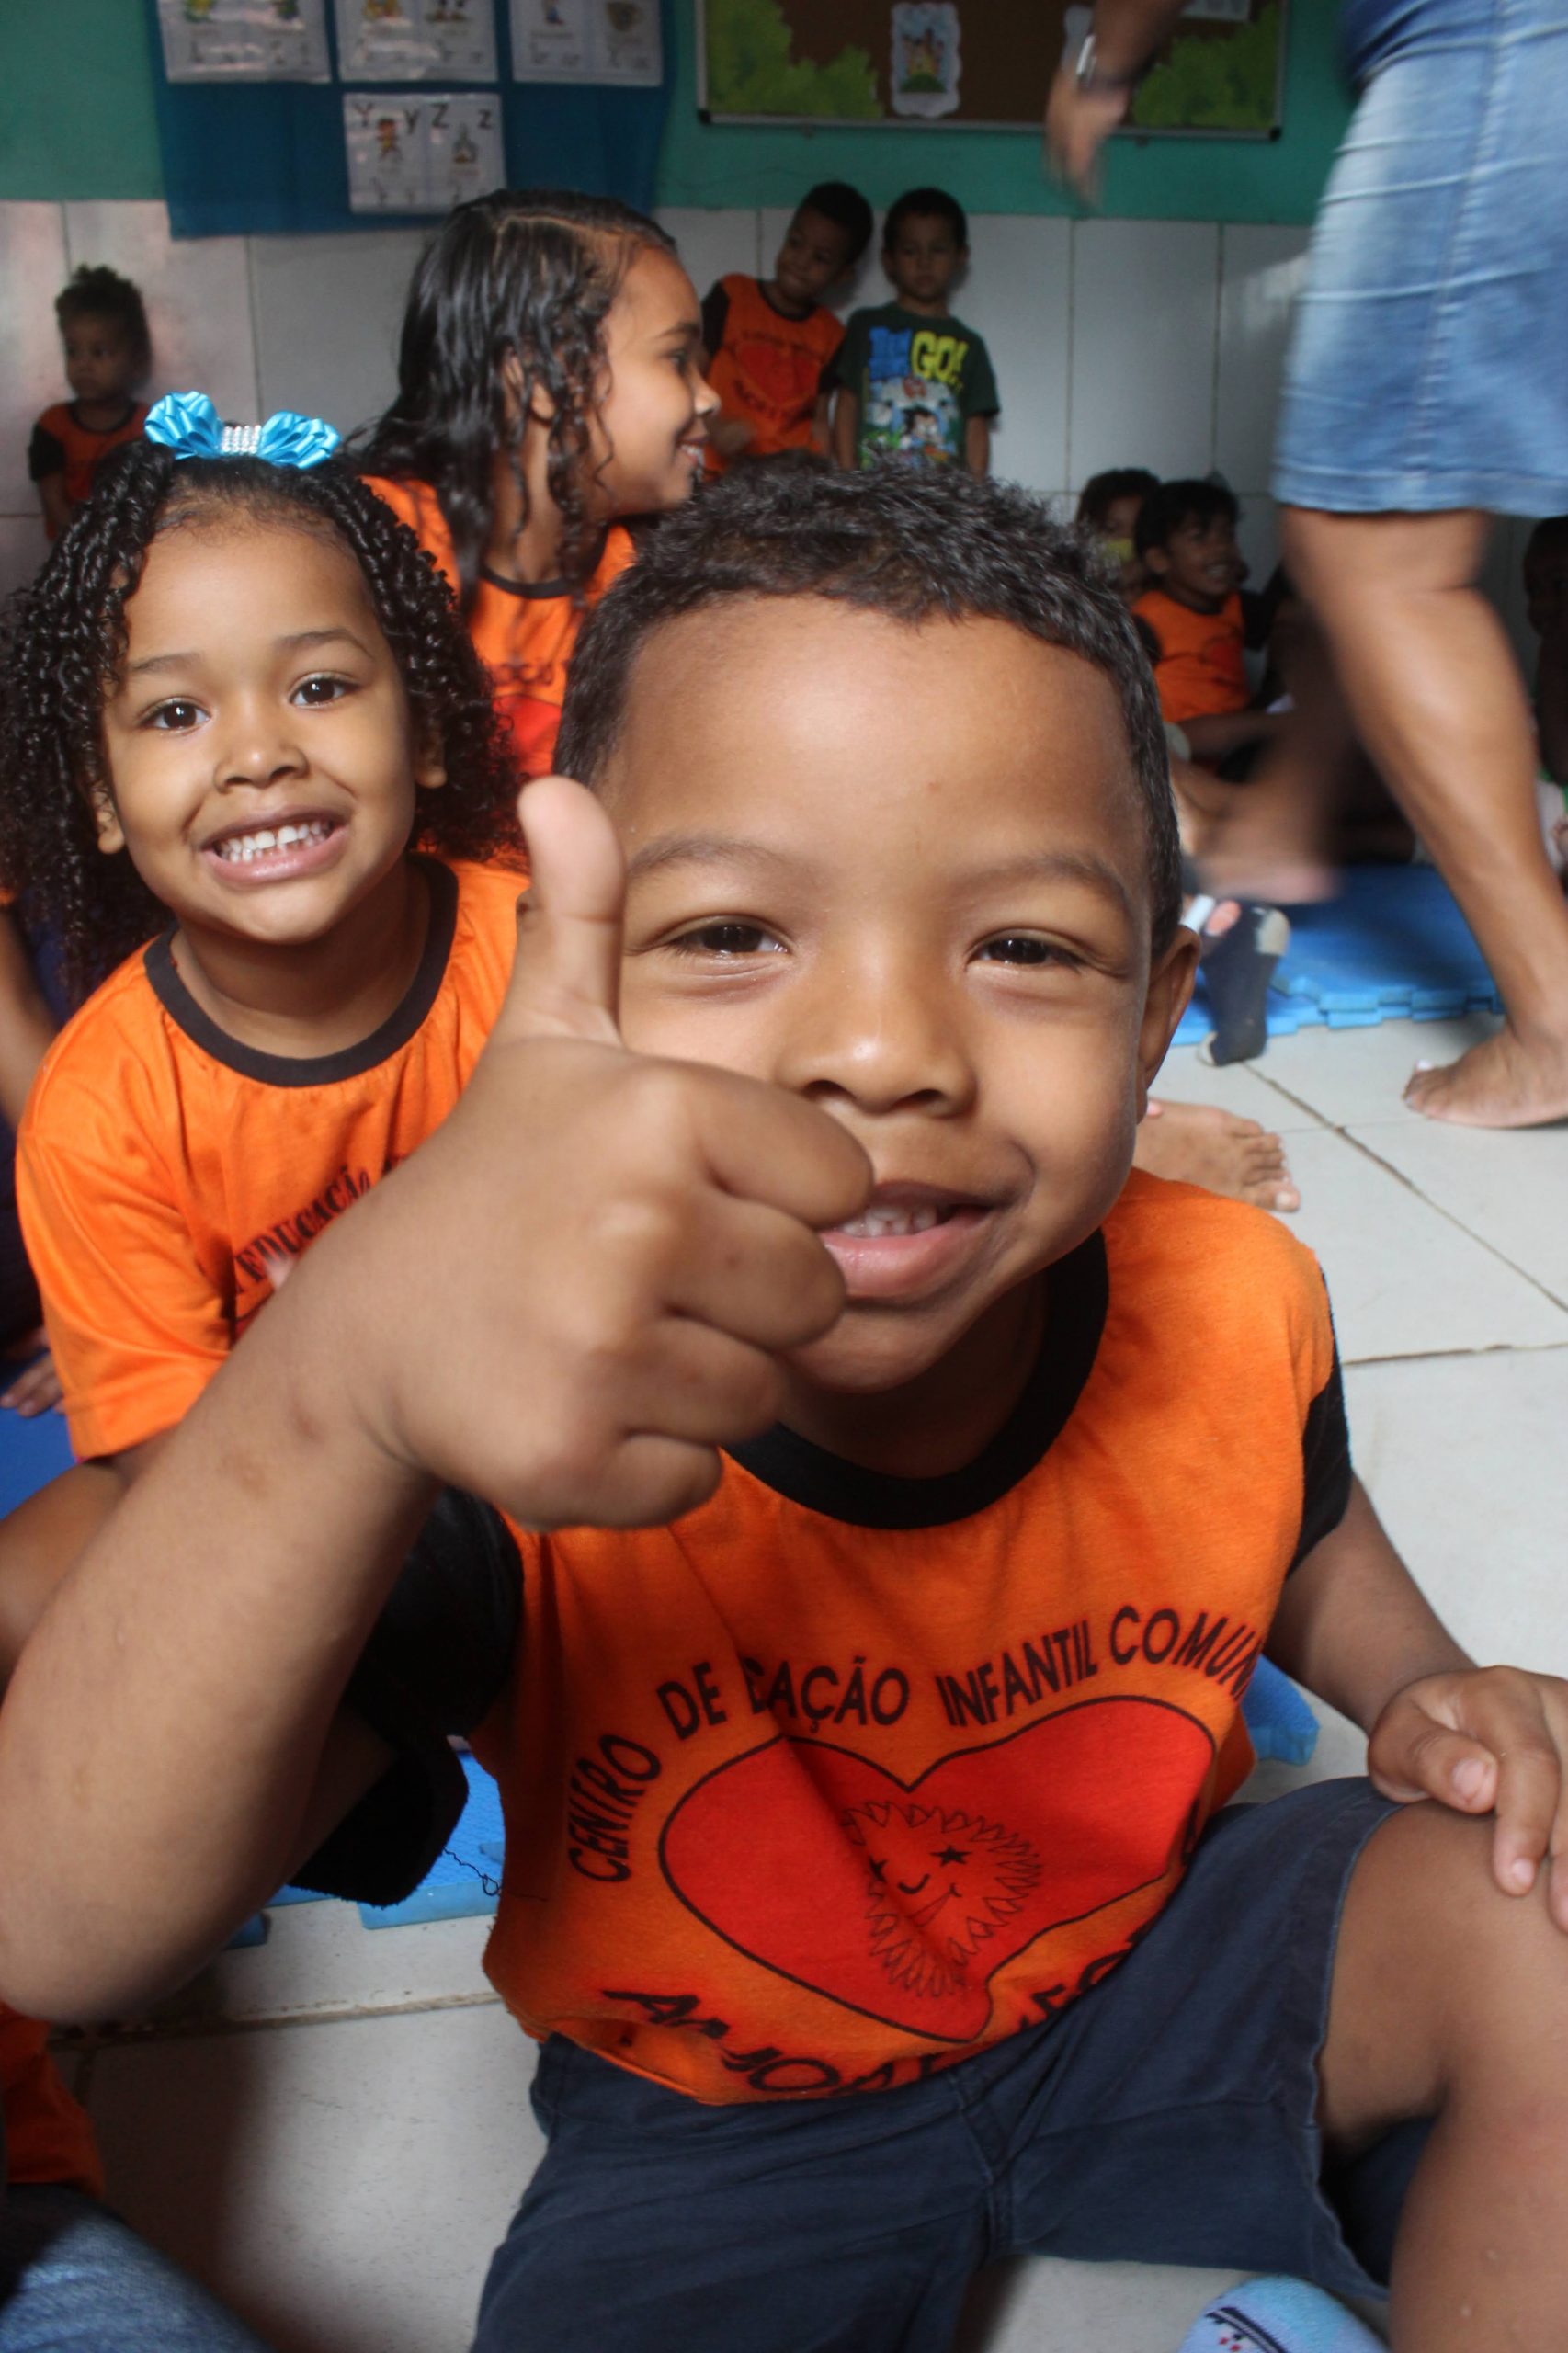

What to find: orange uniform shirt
left=18, top=858, right=518, bottom=1461
left=700, top=276, right=845, bottom=476
left=463, top=1176, right=1344, bottom=2104
left=28, top=400, right=150, bottom=523
left=1132, top=586, right=1249, bottom=727
left=365, top=475, right=635, bottom=779
left=1, top=2006, right=102, bottom=2197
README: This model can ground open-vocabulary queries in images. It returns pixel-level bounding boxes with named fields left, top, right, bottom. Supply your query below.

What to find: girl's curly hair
left=352, top=188, right=676, bottom=610
left=0, top=439, right=519, bottom=1000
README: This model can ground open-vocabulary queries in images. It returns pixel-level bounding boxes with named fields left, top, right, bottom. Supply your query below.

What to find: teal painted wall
left=0, top=3, right=1350, bottom=223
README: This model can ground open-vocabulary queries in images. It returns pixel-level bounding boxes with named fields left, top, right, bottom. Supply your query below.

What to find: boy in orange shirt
left=701, top=182, right=872, bottom=475
left=28, top=267, right=151, bottom=540
left=3, top=469, right=1567, bottom=2353
left=1132, top=477, right=1286, bottom=769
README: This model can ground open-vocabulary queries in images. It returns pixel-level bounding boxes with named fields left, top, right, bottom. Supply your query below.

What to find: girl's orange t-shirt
left=1, top=2006, right=102, bottom=2196
left=364, top=477, right=634, bottom=779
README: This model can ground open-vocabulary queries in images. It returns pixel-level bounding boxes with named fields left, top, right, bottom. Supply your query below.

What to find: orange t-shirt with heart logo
left=470, top=1175, right=1346, bottom=2103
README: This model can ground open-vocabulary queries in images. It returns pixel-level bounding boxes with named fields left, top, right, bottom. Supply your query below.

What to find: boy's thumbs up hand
left=311, top=778, right=869, bottom=1534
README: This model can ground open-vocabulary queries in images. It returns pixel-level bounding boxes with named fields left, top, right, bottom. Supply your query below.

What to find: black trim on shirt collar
left=479, top=530, right=608, bottom=601
left=727, top=1229, right=1108, bottom=1529
left=69, top=398, right=139, bottom=438
left=142, top=856, right=459, bottom=1089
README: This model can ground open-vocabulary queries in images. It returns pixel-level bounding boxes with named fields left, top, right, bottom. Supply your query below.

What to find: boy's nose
left=782, top=958, right=975, bottom=1119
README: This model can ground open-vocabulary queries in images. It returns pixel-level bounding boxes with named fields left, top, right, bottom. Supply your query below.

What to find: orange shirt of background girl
left=365, top=477, right=634, bottom=780
left=1131, top=585, right=1249, bottom=729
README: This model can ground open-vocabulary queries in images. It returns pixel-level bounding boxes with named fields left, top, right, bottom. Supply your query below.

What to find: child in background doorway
left=28, top=266, right=151, bottom=540
left=701, top=182, right=872, bottom=475
left=356, top=189, right=718, bottom=783
left=1132, top=477, right=1284, bottom=769
left=829, top=188, right=998, bottom=475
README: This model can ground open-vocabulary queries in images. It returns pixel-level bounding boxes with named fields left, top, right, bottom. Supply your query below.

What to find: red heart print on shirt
left=660, top=1697, right=1214, bottom=2041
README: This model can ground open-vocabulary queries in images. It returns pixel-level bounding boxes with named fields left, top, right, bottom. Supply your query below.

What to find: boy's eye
left=668, top=920, right=784, bottom=959
left=143, top=699, right=204, bottom=733
left=974, top=934, right=1075, bottom=969
left=291, top=674, right=351, bottom=707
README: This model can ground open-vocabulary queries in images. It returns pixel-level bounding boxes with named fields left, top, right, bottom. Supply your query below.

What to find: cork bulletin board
left=697, top=0, right=1286, bottom=137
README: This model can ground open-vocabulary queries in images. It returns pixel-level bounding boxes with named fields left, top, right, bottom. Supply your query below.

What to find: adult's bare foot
left=1135, top=1100, right=1301, bottom=1212
left=1404, top=1024, right=1568, bottom=1127
left=1198, top=849, right=1340, bottom=908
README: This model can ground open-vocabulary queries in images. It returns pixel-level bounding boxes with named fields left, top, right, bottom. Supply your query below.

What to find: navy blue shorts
left=472, top=1779, right=1430, bottom=2351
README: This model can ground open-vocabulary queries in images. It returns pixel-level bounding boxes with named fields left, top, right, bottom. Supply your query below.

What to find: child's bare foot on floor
left=1405, top=1024, right=1568, bottom=1127
left=1134, top=1100, right=1301, bottom=1212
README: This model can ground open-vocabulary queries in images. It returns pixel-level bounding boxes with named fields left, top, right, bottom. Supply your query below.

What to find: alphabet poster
left=334, top=0, right=499, bottom=82
left=159, top=0, right=331, bottom=81
left=343, top=87, right=505, bottom=210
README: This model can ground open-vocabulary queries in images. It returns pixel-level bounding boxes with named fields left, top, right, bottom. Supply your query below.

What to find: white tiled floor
left=62, top=1017, right=1568, bottom=2350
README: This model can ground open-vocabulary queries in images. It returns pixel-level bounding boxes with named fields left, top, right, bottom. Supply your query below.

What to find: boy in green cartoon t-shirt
left=829, top=187, right=999, bottom=475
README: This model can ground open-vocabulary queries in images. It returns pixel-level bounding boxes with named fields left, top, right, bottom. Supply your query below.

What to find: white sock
left=1177, top=2276, right=1385, bottom=2352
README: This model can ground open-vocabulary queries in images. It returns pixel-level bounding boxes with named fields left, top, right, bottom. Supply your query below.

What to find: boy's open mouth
left=823, top=1185, right=994, bottom=1299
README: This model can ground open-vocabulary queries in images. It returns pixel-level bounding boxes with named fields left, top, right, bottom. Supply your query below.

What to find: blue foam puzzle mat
left=1241, top=1655, right=1319, bottom=1768
left=356, top=1753, right=504, bottom=1929
left=0, top=1396, right=74, bottom=1521
left=1172, top=864, right=1500, bottom=1050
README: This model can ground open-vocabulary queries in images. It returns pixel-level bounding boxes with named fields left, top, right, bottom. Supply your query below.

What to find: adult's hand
left=1044, top=63, right=1133, bottom=203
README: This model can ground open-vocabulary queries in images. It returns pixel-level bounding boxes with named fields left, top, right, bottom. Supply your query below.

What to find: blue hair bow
left=145, top=390, right=340, bottom=471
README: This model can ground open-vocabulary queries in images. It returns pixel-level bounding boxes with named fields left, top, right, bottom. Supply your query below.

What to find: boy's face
left=1145, top=510, right=1239, bottom=614
left=884, top=212, right=964, bottom=312
left=600, top=602, right=1194, bottom=1412
left=771, top=207, right=857, bottom=313
left=62, top=313, right=137, bottom=408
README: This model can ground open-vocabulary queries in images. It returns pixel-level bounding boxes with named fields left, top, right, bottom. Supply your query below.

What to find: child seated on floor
left=28, top=266, right=151, bottom=541
left=701, top=182, right=872, bottom=475
left=1076, top=465, right=1159, bottom=603
left=829, top=187, right=998, bottom=475
left=1132, top=477, right=1286, bottom=770
left=5, top=465, right=1564, bottom=2353
left=0, top=392, right=520, bottom=1487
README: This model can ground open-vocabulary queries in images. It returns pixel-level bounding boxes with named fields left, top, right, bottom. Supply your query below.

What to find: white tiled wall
left=0, top=197, right=1543, bottom=665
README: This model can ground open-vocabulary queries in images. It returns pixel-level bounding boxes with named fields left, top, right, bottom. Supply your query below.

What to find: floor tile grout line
left=1327, top=1124, right=1568, bottom=1317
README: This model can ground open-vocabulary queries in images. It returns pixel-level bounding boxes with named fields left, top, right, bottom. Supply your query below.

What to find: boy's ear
left=1135, top=926, right=1199, bottom=1114
left=90, top=785, right=125, bottom=856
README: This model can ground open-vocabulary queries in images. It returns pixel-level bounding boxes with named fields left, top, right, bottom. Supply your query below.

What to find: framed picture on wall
left=696, top=0, right=1288, bottom=136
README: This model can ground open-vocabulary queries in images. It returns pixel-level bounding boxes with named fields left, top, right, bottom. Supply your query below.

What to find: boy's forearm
left=832, top=393, right=858, bottom=470
left=0, top=1259, right=436, bottom=2020
left=1267, top=1476, right=1472, bottom=1733
left=965, top=416, right=992, bottom=476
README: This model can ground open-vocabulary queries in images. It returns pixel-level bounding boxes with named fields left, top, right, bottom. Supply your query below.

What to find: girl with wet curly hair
left=0, top=410, right=528, bottom=1475
left=355, top=188, right=718, bottom=779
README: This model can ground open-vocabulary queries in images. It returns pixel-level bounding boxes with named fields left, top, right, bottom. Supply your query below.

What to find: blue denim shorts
left=472, top=1779, right=1427, bottom=2353
left=1273, top=0, right=1568, bottom=517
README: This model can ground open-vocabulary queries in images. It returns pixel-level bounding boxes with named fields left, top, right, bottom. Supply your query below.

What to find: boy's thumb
left=503, top=774, right=626, bottom=1046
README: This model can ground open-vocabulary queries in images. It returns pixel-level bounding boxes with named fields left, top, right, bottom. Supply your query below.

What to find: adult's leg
left=1319, top=1801, right=1568, bottom=2347
left=1282, top=505, right=1568, bottom=1125
left=0, top=2185, right=272, bottom=2352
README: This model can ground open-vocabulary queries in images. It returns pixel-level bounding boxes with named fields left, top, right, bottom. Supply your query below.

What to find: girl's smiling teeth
left=835, top=1201, right=953, bottom=1238
left=209, top=817, right=337, bottom=865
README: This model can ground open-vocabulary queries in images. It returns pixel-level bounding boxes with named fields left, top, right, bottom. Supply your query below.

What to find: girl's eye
left=292, top=675, right=351, bottom=707
left=144, top=699, right=204, bottom=733
left=669, top=921, right=784, bottom=959
left=974, top=934, right=1075, bottom=969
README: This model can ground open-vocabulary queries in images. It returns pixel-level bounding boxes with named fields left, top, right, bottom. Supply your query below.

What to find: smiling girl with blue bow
left=0, top=391, right=524, bottom=1483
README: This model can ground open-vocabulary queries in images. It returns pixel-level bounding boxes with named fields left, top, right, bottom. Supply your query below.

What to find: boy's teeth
left=214, top=819, right=333, bottom=863
left=837, top=1204, right=948, bottom=1238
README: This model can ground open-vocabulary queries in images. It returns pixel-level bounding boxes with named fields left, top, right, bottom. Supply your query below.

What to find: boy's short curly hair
left=0, top=442, right=519, bottom=1000
left=55, top=265, right=152, bottom=381
left=883, top=187, right=968, bottom=251
left=557, top=465, right=1182, bottom=953
left=1134, top=477, right=1238, bottom=560
left=798, top=182, right=874, bottom=266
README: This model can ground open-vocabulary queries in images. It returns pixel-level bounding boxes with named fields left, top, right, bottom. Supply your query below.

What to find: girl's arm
left=965, top=416, right=992, bottom=477
left=832, top=390, right=858, bottom=470
left=35, top=475, right=71, bottom=541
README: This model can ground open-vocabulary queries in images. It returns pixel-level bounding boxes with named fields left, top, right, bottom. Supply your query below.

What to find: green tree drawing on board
left=1131, top=5, right=1281, bottom=131
left=706, top=0, right=882, bottom=118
